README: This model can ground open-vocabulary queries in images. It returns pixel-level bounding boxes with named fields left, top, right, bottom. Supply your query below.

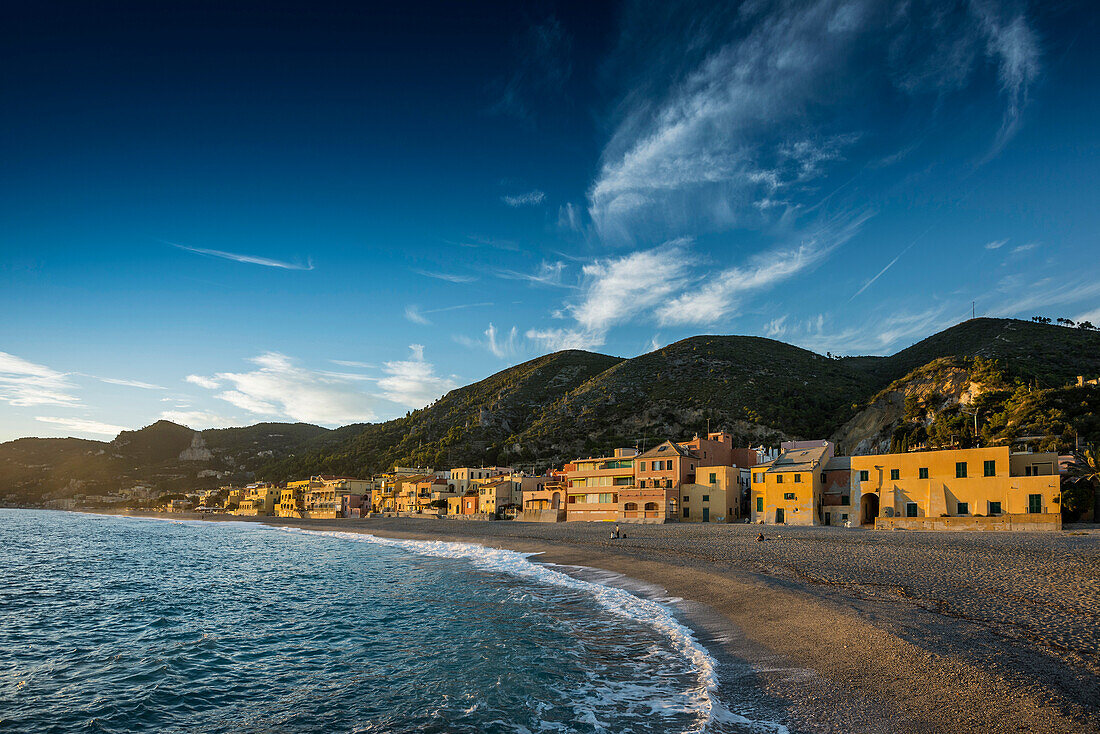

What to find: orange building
left=566, top=449, right=636, bottom=521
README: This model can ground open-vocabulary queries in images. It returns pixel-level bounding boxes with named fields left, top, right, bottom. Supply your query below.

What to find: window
left=956, top=462, right=967, bottom=478
left=906, top=502, right=918, bottom=517
left=709, top=472, right=717, bottom=484
left=919, top=467, right=928, bottom=479
left=638, top=480, right=646, bottom=488
left=841, top=514, right=848, bottom=521
left=777, top=475, right=784, bottom=484
left=682, top=495, right=689, bottom=502
left=890, top=469, right=899, bottom=481
left=702, top=495, right=710, bottom=502
left=984, top=460, right=996, bottom=477
left=1028, top=494, right=1042, bottom=513
left=841, top=494, right=850, bottom=506
left=783, top=492, right=795, bottom=500
left=794, top=474, right=802, bottom=483
left=753, top=472, right=763, bottom=483
left=988, top=501, right=1002, bottom=515
left=956, top=501, right=969, bottom=515
left=820, top=472, right=827, bottom=483
left=683, top=507, right=690, bottom=518
left=1025, top=465, right=1032, bottom=476
left=624, top=502, right=638, bottom=511
left=640, top=461, right=646, bottom=471
left=756, top=496, right=763, bottom=513
left=665, top=479, right=673, bottom=488
left=859, top=470, right=869, bottom=482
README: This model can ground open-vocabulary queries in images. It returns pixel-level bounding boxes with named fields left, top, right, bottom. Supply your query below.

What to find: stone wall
left=875, top=513, right=1061, bottom=532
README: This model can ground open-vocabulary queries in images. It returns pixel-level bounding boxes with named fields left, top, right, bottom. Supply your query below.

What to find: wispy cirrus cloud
left=496, top=261, right=569, bottom=287
left=172, top=243, right=314, bottom=270
left=502, top=190, right=546, bottom=207
left=0, top=352, right=80, bottom=407
left=985, top=239, right=1008, bottom=250
left=405, top=302, right=494, bottom=325
left=95, top=376, right=166, bottom=390
left=456, top=323, right=520, bottom=358
left=34, top=416, right=129, bottom=437
left=412, top=269, right=478, bottom=284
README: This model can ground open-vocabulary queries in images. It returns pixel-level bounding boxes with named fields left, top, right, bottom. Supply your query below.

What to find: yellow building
left=303, top=475, right=372, bottom=519
left=678, top=465, right=742, bottom=522
left=851, top=446, right=1059, bottom=524
left=222, top=487, right=245, bottom=510
left=750, top=443, right=833, bottom=525
left=231, top=483, right=281, bottom=516
left=276, top=480, right=309, bottom=518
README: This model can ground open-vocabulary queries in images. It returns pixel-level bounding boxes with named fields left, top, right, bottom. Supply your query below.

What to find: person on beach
left=615, top=525, right=622, bottom=539
left=756, top=532, right=765, bottom=542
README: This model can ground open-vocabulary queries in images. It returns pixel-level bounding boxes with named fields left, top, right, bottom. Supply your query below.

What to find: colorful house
left=851, top=446, right=1060, bottom=526
left=750, top=442, right=833, bottom=525
left=677, top=465, right=743, bottom=522
left=565, top=449, right=637, bottom=521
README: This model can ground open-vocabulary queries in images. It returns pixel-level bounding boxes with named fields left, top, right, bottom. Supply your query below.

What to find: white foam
left=271, top=526, right=789, bottom=734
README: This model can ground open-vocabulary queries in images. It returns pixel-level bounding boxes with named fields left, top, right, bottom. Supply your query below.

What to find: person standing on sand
left=615, top=525, right=622, bottom=539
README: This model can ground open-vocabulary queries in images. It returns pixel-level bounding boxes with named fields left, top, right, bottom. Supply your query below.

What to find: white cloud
left=502, top=190, right=547, bottom=207
left=172, top=243, right=314, bottom=270
left=158, top=410, right=232, bottom=429
left=763, top=316, right=789, bottom=338
left=1073, top=308, right=1100, bottom=326
left=405, top=305, right=431, bottom=325
left=970, top=0, right=1041, bottom=149
left=413, top=269, right=478, bottom=283
left=188, top=352, right=382, bottom=426
left=34, top=416, right=128, bottom=437
left=557, top=203, right=582, bottom=232
left=97, top=377, right=166, bottom=390
left=985, top=239, right=1008, bottom=250
left=0, top=352, right=80, bottom=407
left=377, top=345, right=458, bottom=407
left=185, top=374, right=221, bottom=390
left=485, top=323, right=519, bottom=358
left=406, top=302, right=494, bottom=325
left=330, top=359, right=375, bottom=369
left=572, top=241, right=693, bottom=333
left=524, top=328, right=605, bottom=352
left=1012, top=242, right=1038, bottom=254
left=496, top=261, right=569, bottom=287
left=656, top=213, right=871, bottom=326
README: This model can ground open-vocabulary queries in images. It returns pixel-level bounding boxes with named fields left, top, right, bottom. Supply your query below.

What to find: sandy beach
left=111, top=513, right=1100, bottom=733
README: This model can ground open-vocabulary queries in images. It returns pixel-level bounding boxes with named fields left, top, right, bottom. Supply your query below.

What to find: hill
left=3, top=317, right=1099, bottom=504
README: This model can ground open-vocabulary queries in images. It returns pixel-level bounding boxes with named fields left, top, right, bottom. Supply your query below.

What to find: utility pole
left=972, top=301, right=976, bottom=320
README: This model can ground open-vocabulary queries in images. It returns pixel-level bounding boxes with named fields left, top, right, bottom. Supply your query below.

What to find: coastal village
left=154, top=430, right=1074, bottom=531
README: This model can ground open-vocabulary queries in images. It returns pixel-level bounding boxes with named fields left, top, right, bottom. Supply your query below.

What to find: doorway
left=862, top=493, right=879, bottom=525
left=775, top=508, right=785, bottom=524
left=702, top=507, right=710, bottom=522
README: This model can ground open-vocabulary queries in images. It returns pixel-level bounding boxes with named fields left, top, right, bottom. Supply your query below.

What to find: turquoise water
left=0, top=511, right=781, bottom=733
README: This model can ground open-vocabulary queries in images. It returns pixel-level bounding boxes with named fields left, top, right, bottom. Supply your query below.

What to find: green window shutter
left=956, top=462, right=967, bottom=478
left=756, top=496, right=763, bottom=513
left=984, top=460, right=996, bottom=477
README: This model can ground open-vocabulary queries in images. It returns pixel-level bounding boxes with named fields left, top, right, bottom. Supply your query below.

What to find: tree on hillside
left=1064, top=444, right=1100, bottom=520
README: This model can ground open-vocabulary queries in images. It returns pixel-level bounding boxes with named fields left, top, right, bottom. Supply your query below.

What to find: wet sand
left=111, top=513, right=1100, bottom=733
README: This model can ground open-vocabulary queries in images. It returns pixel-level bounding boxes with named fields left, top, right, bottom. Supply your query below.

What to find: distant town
left=52, top=424, right=1096, bottom=531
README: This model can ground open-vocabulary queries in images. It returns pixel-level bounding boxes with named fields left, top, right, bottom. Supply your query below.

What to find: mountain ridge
left=4, top=318, right=1099, bottom=502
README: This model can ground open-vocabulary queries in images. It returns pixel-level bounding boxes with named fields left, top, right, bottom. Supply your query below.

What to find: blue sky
left=2, top=0, right=1098, bottom=441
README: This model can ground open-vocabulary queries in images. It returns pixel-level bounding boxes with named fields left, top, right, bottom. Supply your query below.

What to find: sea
left=0, top=510, right=787, bottom=733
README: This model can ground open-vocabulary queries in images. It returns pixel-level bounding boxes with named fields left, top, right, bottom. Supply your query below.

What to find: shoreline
left=91, top=511, right=1100, bottom=733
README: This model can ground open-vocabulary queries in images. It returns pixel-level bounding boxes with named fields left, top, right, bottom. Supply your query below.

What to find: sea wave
left=274, top=527, right=788, bottom=734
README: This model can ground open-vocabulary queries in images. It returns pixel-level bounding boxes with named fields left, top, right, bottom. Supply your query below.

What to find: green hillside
left=3, top=317, right=1099, bottom=503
